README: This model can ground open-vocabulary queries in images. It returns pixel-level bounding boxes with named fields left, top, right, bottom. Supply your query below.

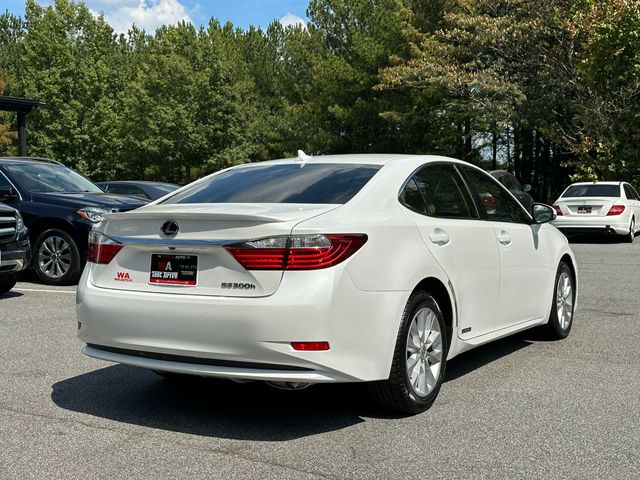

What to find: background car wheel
left=623, top=218, right=635, bottom=243
left=543, top=261, right=575, bottom=340
left=0, top=274, right=17, bottom=295
left=33, top=229, right=82, bottom=286
left=369, top=291, right=448, bottom=415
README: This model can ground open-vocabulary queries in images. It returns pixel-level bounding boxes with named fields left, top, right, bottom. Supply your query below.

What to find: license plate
left=150, top=254, right=197, bottom=286
left=577, top=206, right=592, bottom=214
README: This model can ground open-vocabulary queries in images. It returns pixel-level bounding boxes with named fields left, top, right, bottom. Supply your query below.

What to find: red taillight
left=291, top=341, right=330, bottom=351
left=225, top=234, right=368, bottom=271
left=481, top=194, right=497, bottom=205
left=87, top=231, right=123, bottom=264
left=224, top=248, right=288, bottom=270
left=553, top=204, right=563, bottom=216
left=607, top=205, right=625, bottom=216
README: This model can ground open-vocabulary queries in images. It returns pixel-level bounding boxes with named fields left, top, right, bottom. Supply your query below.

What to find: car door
left=460, top=166, right=551, bottom=329
left=631, top=185, right=640, bottom=227
left=399, top=163, right=501, bottom=340
left=623, top=184, right=640, bottom=223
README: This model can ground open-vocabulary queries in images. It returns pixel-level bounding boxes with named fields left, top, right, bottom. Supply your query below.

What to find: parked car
left=551, top=181, right=640, bottom=242
left=96, top=181, right=179, bottom=201
left=0, top=157, right=147, bottom=285
left=77, top=154, right=577, bottom=414
left=0, top=202, right=30, bottom=295
left=489, top=170, right=534, bottom=212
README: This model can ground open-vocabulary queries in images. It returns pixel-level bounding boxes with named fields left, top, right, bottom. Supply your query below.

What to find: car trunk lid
left=89, top=203, right=340, bottom=297
left=556, top=197, right=618, bottom=216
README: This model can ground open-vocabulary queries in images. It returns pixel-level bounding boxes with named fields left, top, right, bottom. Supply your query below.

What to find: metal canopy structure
left=0, top=96, right=43, bottom=156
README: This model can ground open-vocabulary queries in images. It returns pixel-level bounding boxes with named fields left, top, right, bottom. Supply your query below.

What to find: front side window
left=4, top=163, right=102, bottom=194
left=164, top=163, right=381, bottom=205
left=462, top=167, right=530, bottom=224
left=400, top=164, right=477, bottom=219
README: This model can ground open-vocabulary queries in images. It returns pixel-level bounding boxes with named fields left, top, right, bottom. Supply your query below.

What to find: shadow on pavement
left=52, top=365, right=368, bottom=441
left=566, top=233, right=624, bottom=244
left=52, top=332, right=540, bottom=439
left=445, top=333, right=535, bottom=382
left=0, top=290, right=23, bottom=299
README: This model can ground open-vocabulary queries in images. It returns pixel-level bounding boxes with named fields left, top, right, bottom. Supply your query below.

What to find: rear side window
left=562, top=184, right=620, bottom=198
left=108, top=184, right=150, bottom=199
left=164, top=163, right=381, bottom=204
left=623, top=184, right=638, bottom=200
left=400, top=164, right=477, bottom=219
left=399, top=178, right=428, bottom=214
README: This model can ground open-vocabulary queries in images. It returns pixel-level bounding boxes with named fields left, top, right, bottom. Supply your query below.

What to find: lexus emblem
left=161, top=220, right=179, bottom=237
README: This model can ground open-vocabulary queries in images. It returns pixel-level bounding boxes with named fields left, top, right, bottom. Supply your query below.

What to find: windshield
left=562, top=184, right=620, bottom=198
left=4, top=163, right=103, bottom=194
left=163, top=163, right=381, bottom=204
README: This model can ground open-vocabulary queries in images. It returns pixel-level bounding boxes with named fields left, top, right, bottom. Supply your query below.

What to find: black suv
left=0, top=157, right=146, bottom=285
left=489, top=170, right=534, bottom=213
left=0, top=202, right=30, bottom=295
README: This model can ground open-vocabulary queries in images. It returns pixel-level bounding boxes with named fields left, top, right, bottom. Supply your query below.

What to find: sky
left=1, top=0, right=310, bottom=33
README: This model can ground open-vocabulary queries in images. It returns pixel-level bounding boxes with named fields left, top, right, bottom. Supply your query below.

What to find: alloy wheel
left=38, top=235, right=72, bottom=279
left=406, top=307, right=443, bottom=397
left=555, top=271, right=574, bottom=330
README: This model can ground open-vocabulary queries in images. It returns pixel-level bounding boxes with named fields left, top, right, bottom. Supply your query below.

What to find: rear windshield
left=562, top=184, right=620, bottom=198
left=163, top=163, right=381, bottom=204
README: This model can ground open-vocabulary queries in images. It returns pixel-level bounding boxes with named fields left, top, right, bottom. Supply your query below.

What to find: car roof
left=233, top=153, right=471, bottom=168
left=0, top=156, right=64, bottom=166
left=569, top=181, right=622, bottom=186
left=97, top=180, right=177, bottom=186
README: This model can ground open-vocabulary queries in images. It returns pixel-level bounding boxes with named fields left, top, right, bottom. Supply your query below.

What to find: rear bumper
left=552, top=216, right=630, bottom=235
left=76, top=267, right=408, bottom=383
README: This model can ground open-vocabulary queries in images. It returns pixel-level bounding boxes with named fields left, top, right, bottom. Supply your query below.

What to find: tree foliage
left=0, top=0, right=639, bottom=196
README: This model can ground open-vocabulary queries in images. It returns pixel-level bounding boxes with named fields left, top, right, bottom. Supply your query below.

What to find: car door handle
left=497, top=230, right=512, bottom=245
left=429, top=228, right=450, bottom=246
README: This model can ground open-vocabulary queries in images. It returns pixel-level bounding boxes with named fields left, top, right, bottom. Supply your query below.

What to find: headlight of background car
left=15, top=211, right=25, bottom=230
left=76, top=207, right=112, bottom=223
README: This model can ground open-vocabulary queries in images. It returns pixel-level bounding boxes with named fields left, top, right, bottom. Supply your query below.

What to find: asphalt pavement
left=0, top=239, right=639, bottom=479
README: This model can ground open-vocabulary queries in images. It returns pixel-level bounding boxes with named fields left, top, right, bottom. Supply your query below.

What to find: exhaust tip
left=266, top=381, right=311, bottom=391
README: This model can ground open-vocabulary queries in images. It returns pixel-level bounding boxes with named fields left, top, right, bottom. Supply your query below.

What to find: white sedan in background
left=552, top=181, right=640, bottom=242
left=77, top=154, right=577, bottom=414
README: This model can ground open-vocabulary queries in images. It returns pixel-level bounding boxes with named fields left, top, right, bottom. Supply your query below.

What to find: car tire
left=623, top=218, right=635, bottom=243
left=543, top=261, right=575, bottom=340
left=0, top=274, right=17, bottom=295
left=369, top=291, right=448, bottom=415
left=33, top=229, right=82, bottom=286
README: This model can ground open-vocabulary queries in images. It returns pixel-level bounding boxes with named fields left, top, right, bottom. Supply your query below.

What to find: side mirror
left=523, top=184, right=532, bottom=193
left=532, top=203, right=556, bottom=224
left=0, top=186, right=18, bottom=203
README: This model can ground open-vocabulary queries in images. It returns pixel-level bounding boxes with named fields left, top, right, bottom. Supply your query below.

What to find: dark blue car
left=0, top=157, right=146, bottom=285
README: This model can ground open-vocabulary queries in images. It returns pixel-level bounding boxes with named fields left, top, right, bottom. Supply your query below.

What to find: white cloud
left=100, top=0, right=192, bottom=34
left=278, top=13, right=305, bottom=28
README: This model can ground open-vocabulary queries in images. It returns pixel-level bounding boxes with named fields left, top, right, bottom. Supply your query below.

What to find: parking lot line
left=14, top=288, right=76, bottom=294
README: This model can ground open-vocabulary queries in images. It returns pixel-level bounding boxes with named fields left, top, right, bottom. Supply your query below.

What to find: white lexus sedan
left=77, top=155, right=577, bottom=414
left=551, top=181, right=640, bottom=242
